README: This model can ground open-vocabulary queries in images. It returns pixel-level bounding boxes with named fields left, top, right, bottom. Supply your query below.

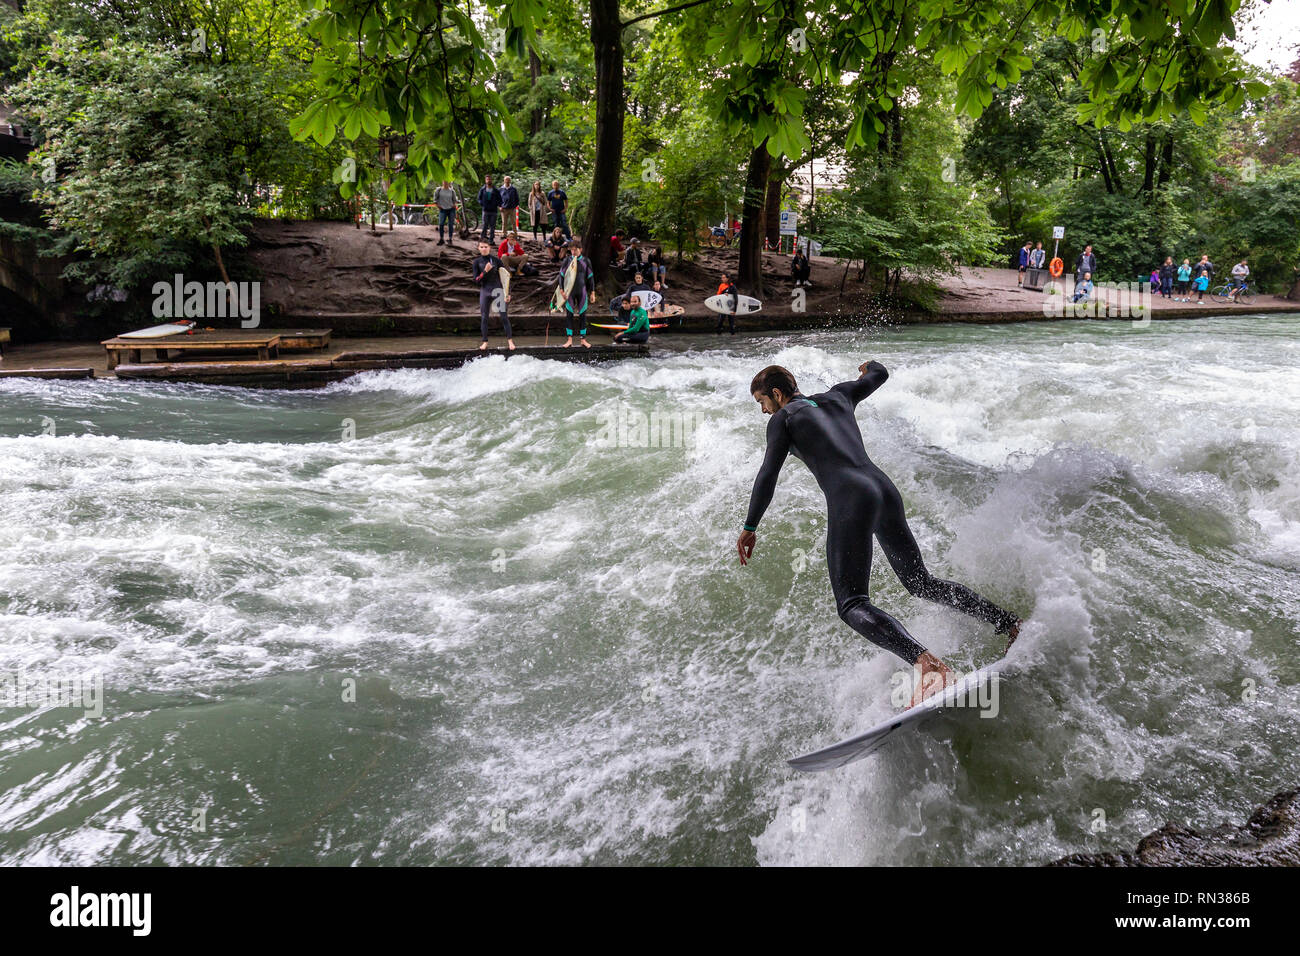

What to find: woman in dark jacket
left=1159, top=257, right=1176, bottom=298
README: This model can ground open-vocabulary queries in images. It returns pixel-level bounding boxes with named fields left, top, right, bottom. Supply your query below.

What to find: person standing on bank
left=473, top=239, right=515, bottom=352
left=1075, top=244, right=1097, bottom=280
left=499, top=176, right=520, bottom=235
left=478, top=176, right=502, bottom=244
left=547, top=180, right=571, bottom=238
left=792, top=247, right=811, bottom=287
left=432, top=181, right=458, bottom=246
left=527, top=180, right=547, bottom=241
left=1029, top=241, right=1046, bottom=271
left=555, top=238, right=595, bottom=349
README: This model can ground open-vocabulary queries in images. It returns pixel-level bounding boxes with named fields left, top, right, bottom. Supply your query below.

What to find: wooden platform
left=100, top=329, right=331, bottom=369
left=0, top=366, right=94, bottom=380
left=112, top=343, right=648, bottom=388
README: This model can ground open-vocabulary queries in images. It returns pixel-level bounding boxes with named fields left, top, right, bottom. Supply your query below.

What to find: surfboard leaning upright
left=788, top=664, right=1004, bottom=772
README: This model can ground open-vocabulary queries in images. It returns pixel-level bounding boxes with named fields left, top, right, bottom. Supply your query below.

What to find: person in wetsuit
left=472, top=240, right=515, bottom=351
left=736, top=363, right=1022, bottom=705
left=715, top=273, right=739, bottom=334
left=613, top=295, right=651, bottom=344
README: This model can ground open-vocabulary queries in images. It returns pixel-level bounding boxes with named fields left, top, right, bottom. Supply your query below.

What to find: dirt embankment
left=242, top=220, right=1299, bottom=328
left=245, top=219, right=867, bottom=319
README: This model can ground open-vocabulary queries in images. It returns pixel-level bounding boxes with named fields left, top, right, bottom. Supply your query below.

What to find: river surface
left=1, top=315, right=1298, bottom=865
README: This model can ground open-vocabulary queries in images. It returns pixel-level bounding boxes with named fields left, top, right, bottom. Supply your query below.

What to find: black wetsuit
left=743, top=362, right=1019, bottom=664
left=715, top=283, right=739, bottom=333
left=472, top=254, right=511, bottom=341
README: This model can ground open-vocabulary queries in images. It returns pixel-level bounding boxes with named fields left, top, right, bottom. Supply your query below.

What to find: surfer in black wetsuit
left=737, top=362, right=1022, bottom=706
left=472, top=240, right=515, bottom=351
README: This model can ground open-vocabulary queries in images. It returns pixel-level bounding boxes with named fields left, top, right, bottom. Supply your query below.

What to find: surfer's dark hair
left=751, top=366, right=798, bottom=399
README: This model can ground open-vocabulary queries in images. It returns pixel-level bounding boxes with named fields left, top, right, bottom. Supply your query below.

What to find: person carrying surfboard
left=472, top=240, right=515, bottom=351
left=715, top=273, right=739, bottom=334
left=554, top=238, right=595, bottom=349
left=737, top=363, right=1023, bottom=707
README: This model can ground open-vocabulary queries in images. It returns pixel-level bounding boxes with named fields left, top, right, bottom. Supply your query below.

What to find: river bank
left=2, top=308, right=1298, bottom=387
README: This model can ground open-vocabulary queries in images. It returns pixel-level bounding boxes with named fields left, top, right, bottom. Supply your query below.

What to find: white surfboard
left=705, top=293, right=761, bottom=315
left=788, top=665, right=1004, bottom=772
left=119, top=321, right=196, bottom=338
left=490, top=267, right=511, bottom=314
left=626, top=289, right=662, bottom=312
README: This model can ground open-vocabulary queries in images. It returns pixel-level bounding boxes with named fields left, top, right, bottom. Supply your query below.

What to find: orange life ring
left=1049, top=257, right=1064, bottom=277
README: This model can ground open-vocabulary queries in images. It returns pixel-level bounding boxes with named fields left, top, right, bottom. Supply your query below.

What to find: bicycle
left=1210, top=281, right=1255, bottom=305
left=696, top=223, right=740, bottom=249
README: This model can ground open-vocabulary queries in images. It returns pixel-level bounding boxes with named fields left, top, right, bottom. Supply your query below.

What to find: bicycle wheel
left=1210, top=285, right=1231, bottom=304
left=1237, top=289, right=1255, bottom=305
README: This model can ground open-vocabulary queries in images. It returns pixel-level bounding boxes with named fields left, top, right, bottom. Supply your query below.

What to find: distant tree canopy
left=2, top=0, right=1296, bottom=305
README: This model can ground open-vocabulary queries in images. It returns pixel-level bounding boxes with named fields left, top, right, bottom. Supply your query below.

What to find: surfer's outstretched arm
left=832, top=360, right=888, bottom=405
left=737, top=413, right=791, bottom=564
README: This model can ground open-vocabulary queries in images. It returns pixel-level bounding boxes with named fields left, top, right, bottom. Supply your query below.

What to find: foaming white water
left=2, top=316, right=1298, bottom=865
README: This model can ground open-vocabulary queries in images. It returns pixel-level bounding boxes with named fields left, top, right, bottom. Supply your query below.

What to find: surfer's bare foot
left=478, top=341, right=488, bottom=351
left=507, top=339, right=516, bottom=351
left=908, top=651, right=955, bottom=709
left=581, top=338, right=591, bottom=349
left=561, top=338, right=573, bottom=348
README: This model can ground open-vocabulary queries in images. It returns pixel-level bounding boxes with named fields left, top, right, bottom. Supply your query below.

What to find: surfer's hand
left=859, top=362, right=872, bottom=376
left=736, top=530, right=756, bottom=565
left=908, top=651, right=955, bottom=709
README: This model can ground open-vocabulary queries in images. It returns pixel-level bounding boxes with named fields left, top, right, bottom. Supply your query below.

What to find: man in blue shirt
left=498, top=176, right=520, bottom=235
left=547, top=179, right=571, bottom=238
left=478, top=176, right=502, bottom=243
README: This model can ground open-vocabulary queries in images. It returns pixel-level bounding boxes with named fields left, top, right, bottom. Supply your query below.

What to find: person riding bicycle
left=1230, top=259, right=1250, bottom=303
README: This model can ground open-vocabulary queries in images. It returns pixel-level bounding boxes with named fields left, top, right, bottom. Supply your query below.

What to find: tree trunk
left=1099, top=131, right=1121, bottom=194
left=738, top=138, right=771, bottom=294
left=809, top=144, right=817, bottom=233
left=584, top=0, right=624, bottom=288
left=763, top=169, right=782, bottom=250
left=528, top=41, right=544, bottom=136
left=1139, top=132, right=1156, bottom=198
left=1156, top=132, right=1174, bottom=192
